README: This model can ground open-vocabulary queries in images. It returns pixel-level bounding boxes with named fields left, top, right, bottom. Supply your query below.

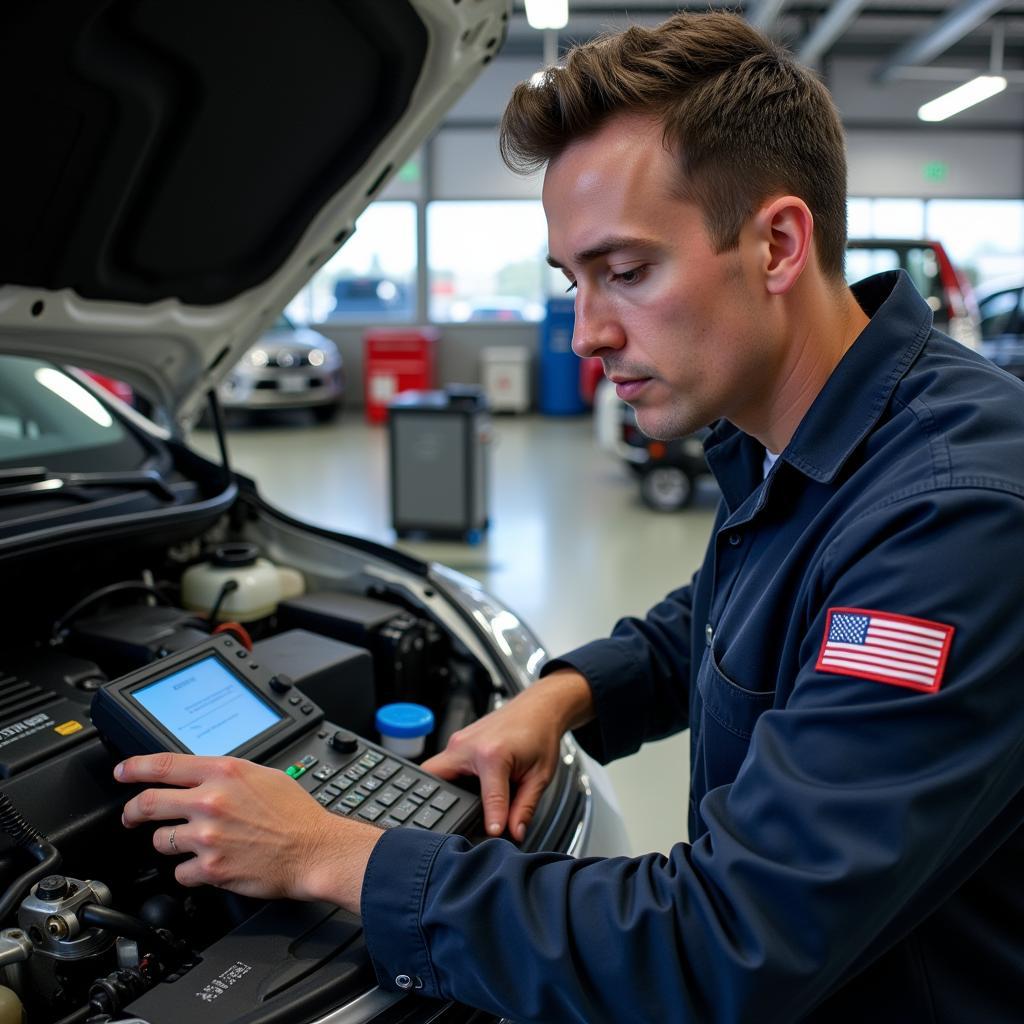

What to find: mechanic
left=116, top=12, right=1024, bottom=1023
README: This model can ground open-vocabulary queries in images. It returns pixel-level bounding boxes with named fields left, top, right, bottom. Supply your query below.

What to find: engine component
left=68, top=605, right=210, bottom=677
left=276, top=591, right=446, bottom=706
left=19, top=875, right=114, bottom=961
left=137, top=894, right=188, bottom=938
left=252, top=629, right=376, bottom=737
left=181, top=543, right=304, bottom=623
left=78, top=903, right=183, bottom=965
left=0, top=652, right=98, bottom=778
left=0, top=984, right=24, bottom=1024
left=0, top=928, right=32, bottom=999
left=0, top=791, right=62, bottom=926
left=89, top=964, right=152, bottom=1016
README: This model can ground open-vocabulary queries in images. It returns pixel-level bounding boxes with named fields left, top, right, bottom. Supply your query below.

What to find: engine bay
left=0, top=506, right=506, bottom=1024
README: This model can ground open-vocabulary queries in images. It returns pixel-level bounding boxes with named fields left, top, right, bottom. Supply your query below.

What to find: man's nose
left=570, top=290, right=625, bottom=359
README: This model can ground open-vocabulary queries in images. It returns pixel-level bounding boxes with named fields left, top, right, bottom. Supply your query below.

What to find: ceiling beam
left=875, top=0, right=1011, bottom=82
left=798, top=0, right=868, bottom=66
left=747, top=0, right=790, bottom=33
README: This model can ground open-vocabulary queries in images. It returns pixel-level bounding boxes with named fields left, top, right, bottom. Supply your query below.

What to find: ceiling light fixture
left=525, top=0, right=568, bottom=31
left=917, top=74, right=1007, bottom=121
left=917, top=21, right=1009, bottom=122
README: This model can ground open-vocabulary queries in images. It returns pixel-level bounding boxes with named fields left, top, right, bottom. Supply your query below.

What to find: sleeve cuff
left=361, top=825, right=455, bottom=999
left=542, top=637, right=656, bottom=763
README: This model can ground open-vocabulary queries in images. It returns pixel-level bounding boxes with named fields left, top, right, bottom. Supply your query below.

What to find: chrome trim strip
left=308, top=985, right=405, bottom=1023
left=567, top=772, right=594, bottom=859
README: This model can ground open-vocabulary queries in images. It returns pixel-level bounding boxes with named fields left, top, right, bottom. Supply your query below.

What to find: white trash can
left=481, top=346, right=531, bottom=413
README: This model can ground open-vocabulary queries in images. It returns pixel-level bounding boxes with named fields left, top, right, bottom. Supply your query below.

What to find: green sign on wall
left=923, top=160, right=949, bottom=183
left=397, top=158, right=421, bottom=183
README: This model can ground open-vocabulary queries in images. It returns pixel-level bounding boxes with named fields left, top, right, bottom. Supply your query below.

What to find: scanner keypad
left=303, top=742, right=467, bottom=833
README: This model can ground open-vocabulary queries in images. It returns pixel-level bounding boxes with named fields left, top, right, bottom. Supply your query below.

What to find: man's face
left=543, top=113, right=778, bottom=441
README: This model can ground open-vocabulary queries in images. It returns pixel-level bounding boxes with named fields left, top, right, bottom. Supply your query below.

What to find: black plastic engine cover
left=125, top=898, right=372, bottom=1024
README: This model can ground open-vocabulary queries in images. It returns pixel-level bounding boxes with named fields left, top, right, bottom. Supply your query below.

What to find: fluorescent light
left=917, top=75, right=1007, bottom=122
left=34, top=368, right=113, bottom=427
left=525, top=0, right=568, bottom=31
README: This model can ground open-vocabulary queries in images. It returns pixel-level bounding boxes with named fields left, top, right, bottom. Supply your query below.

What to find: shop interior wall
left=313, top=54, right=1024, bottom=407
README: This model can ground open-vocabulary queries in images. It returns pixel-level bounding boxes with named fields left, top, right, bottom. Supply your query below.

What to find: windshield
left=0, top=355, right=149, bottom=470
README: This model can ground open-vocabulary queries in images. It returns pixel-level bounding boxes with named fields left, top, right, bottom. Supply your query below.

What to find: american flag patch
left=816, top=607, right=955, bottom=693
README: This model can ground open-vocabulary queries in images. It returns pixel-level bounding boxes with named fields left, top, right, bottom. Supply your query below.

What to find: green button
left=285, top=765, right=305, bottom=779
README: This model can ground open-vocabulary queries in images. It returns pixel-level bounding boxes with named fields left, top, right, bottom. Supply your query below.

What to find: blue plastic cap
left=375, top=702, right=435, bottom=739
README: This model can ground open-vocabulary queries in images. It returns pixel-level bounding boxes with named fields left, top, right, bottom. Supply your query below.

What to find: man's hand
left=422, top=669, right=595, bottom=842
left=116, top=754, right=382, bottom=913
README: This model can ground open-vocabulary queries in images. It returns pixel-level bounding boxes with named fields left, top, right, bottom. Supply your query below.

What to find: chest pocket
left=691, top=648, right=776, bottom=830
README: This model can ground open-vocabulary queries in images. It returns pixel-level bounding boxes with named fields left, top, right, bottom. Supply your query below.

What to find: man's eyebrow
left=546, top=236, right=658, bottom=270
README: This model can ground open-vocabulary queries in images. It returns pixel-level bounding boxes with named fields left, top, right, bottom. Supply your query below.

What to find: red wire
left=212, top=621, right=253, bottom=650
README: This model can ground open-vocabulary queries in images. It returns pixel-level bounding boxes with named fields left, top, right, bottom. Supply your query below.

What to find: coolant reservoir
left=0, top=985, right=23, bottom=1023
left=181, top=543, right=304, bottom=622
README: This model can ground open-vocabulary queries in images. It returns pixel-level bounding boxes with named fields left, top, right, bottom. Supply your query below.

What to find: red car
left=845, top=238, right=981, bottom=349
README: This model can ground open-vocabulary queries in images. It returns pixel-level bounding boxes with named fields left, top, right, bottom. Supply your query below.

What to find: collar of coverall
left=705, top=269, right=935, bottom=487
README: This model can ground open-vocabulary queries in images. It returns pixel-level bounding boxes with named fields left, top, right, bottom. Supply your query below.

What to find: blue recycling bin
left=539, top=297, right=586, bottom=415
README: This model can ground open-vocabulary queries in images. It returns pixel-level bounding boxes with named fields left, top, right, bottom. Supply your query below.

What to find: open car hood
left=0, top=0, right=508, bottom=422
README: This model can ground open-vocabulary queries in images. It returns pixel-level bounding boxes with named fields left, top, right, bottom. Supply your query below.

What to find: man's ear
left=750, top=196, right=814, bottom=295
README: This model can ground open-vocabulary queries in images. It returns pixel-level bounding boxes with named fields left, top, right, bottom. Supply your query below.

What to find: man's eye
left=613, top=267, right=646, bottom=286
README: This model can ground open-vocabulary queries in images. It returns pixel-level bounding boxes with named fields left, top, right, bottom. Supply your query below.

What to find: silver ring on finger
left=168, top=828, right=177, bottom=853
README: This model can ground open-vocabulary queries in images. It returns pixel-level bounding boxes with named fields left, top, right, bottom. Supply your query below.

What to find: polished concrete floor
left=193, top=409, right=718, bottom=856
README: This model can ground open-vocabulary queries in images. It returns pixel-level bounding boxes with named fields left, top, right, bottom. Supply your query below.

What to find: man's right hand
left=421, top=668, right=595, bottom=842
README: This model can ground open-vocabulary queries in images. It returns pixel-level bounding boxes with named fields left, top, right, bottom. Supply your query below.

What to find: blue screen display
left=131, top=656, right=282, bottom=756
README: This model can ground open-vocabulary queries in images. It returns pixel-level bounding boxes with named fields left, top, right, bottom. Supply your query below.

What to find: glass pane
left=924, top=200, right=1024, bottom=290
left=846, top=244, right=943, bottom=308
left=902, top=246, right=943, bottom=307
left=0, top=356, right=138, bottom=466
left=847, top=197, right=872, bottom=238
left=428, top=201, right=548, bottom=322
left=870, top=199, right=925, bottom=239
left=286, top=202, right=417, bottom=324
left=845, top=247, right=900, bottom=284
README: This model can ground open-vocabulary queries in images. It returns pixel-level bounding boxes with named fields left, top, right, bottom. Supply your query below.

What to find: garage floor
left=193, top=410, right=718, bottom=856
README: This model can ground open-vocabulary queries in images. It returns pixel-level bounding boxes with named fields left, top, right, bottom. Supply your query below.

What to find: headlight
left=249, top=348, right=269, bottom=367
left=308, top=348, right=326, bottom=367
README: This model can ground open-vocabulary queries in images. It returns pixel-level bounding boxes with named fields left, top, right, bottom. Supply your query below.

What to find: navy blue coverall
left=362, top=271, right=1024, bottom=1022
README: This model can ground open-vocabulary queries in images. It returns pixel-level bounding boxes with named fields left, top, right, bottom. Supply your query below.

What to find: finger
left=477, top=763, right=511, bottom=838
left=174, top=858, right=207, bottom=889
left=115, top=752, right=210, bottom=787
left=420, top=748, right=467, bottom=780
left=154, top=825, right=188, bottom=857
left=508, top=771, right=550, bottom=843
left=122, top=787, right=200, bottom=828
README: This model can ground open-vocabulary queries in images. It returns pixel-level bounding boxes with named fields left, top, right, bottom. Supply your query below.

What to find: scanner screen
left=131, top=655, right=282, bottom=756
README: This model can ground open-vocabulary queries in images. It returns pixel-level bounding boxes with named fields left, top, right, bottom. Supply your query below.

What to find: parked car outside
left=218, top=313, right=344, bottom=423
left=330, top=276, right=412, bottom=320
left=976, top=279, right=1024, bottom=380
left=0, top=3, right=630, bottom=1024
left=449, top=296, right=546, bottom=322
left=845, top=238, right=981, bottom=349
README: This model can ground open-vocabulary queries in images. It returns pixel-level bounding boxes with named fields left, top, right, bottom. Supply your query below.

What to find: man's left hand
left=116, top=753, right=382, bottom=913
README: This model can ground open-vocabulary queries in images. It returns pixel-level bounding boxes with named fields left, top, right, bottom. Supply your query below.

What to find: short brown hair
left=500, top=12, right=848, bottom=280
